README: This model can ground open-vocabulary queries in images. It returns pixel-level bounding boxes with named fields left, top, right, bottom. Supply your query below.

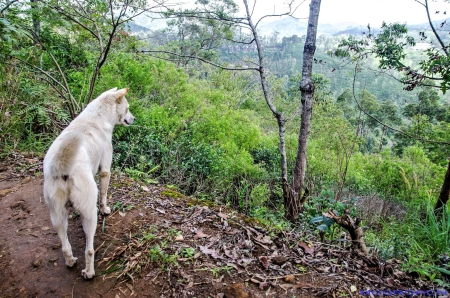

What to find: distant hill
left=319, top=22, right=361, bottom=35
left=129, top=14, right=450, bottom=41
left=255, top=16, right=450, bottom=39
left=129, top=14, right=168, bottom=33
left=257, top=17, right=369, bottom=37
left=125, top=22, right=151, bottom=33
left=258, top=17, right=308, bottom=37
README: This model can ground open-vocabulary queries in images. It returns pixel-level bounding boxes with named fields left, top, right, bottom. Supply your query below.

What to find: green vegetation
left=1, top=0, right=449, bottom=282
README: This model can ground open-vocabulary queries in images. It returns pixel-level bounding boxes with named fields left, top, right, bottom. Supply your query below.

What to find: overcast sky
left=236, top=0, right=449, bottom=26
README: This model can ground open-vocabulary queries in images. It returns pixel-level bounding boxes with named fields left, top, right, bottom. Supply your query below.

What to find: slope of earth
left=0, top=154, right=447, bottom=298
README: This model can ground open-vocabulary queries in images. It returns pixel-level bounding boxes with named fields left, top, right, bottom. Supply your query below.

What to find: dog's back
left=43, top=131, right=82, bottom=205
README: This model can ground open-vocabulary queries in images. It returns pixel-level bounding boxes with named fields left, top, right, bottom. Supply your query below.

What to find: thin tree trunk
left=291, top=0, right=321, bottom=214
left=435, top=159, right=450, bottom=212
left=86, top=0, right=127, bottom=103
left=378, top=125, right=386, bottom=151
left=242, top=0, right=291, bottom=215
left=30, top=0, right=40, bottom=40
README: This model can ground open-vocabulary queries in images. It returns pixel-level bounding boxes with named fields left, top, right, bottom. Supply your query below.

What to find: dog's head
left=113, top=88, right=135, bottom=126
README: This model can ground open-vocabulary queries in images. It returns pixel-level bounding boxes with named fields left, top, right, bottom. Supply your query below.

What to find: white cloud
left=235, top=0, right=449, bottom=26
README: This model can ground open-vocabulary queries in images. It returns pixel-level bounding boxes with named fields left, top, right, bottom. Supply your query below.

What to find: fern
left=37, top=106, right=51, bottom=128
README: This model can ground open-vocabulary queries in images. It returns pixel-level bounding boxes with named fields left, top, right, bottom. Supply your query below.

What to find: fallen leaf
left=119, top=211, right=126, bottom=217
left=272, top=256, right=289, bottom=265
left=194, top=229, right=210, bottom=239
left=175, top=234, right=184, bottom=241
left=298, top=241, right=314, bottom=255
left=259, top=282, right=270, bottom=290
left=238, top=258, right=253, bottom=267
left=350, top=285, right=357, bottom=292
left=283, top=275, right=295, bottom=283
left=20, top=177, right=32, bottom=184
left=199, top=246, right=222, bottom=259
left=256, top=234, right=272, bottom=244
left=224, top=283, right=249, bottom=298
left=223, top=245, right=234, bottom=259
left=155, top=208, right=165, bottom=214
left=279, top=283, right=294, bottom=289
left=141, top=185, right=149, bottom=191
left=218, top=212, right=229, bottom=220
left=259, top=256, right=269, bottom=269
left=0, top=188, right=14, bottom=198
left=293, top=282, right=313, bottom=289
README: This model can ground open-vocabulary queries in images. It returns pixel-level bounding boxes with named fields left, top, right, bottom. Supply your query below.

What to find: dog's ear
left=115, top=88, right=129, bottom=104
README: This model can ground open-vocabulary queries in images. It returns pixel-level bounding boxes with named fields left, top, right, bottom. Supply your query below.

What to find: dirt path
left=0, top=175, right=119, bottom=297
left=0, top=156, right=446, bottom=298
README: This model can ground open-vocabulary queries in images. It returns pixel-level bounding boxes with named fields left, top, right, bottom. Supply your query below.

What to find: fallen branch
left=323, top=209, right=369, bottom=255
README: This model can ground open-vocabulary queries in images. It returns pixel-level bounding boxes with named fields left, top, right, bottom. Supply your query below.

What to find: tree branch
left=138, top=49, right=259, bottom=71
left=424, top=0, right=448, bottom=55
left=351, top=64, right=450, bottom=146
left=0, top=0, right=19, bottom=15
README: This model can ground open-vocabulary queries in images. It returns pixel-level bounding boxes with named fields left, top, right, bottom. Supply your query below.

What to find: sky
left=235, top=0, right=449, bottom=26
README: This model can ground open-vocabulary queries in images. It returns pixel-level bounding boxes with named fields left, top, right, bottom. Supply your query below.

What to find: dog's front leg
left=99, top=171, right=111, bottom=215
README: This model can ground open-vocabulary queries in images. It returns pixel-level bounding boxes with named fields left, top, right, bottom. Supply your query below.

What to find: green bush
left=94, top=54, right=267, bottom=205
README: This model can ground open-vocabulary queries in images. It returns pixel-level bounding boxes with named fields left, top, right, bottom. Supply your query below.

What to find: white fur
left=43, top=87, right=135, bottom=279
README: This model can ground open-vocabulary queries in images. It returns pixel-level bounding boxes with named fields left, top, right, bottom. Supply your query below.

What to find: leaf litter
left=93, top=172, right=448, bottom=297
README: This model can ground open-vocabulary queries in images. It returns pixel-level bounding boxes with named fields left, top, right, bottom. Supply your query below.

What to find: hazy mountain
left=257, top=17, right=363, bottom=37
left=125, top=22, right=151, bottom=33
left=258, top=17, right=308, bottom=37
left=131, top=14, right=167, bottom=32
left=130, top=14, right=449, bottom=41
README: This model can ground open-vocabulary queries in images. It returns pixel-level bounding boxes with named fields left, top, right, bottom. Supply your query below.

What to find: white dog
left=43, top=87, right=135, bottom=279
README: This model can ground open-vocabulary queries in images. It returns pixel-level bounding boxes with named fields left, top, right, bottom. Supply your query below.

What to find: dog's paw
left=81, top=269, right=95, bottom=279
left=100, top=206, right=111, bottom=215
left=65, top=256, right=78, bottom=267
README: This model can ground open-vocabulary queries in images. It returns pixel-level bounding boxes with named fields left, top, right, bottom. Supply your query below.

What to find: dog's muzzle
left=124, top=117, right=135, bottom=125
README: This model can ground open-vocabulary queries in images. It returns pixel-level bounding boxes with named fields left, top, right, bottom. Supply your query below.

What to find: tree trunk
left=378, top=125, right=385, bottom=151
left=242, top=0, right=291, bottom=218
left=30, top=0, right=40, bottom=41
left=290, top=0, right=321, bottom=216
left=435, top=159, right=450, bottom=212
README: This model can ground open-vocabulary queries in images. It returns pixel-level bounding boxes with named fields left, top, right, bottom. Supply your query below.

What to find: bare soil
left=0, top=154, right=447, bottom=298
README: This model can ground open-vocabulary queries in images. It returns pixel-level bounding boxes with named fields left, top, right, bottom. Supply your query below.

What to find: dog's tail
left=50, top=131, right=82, bottom=179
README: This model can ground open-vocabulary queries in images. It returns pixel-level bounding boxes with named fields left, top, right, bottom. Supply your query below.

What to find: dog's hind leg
left=47, top=188, right=78, bottom=267
left=81, top=207, right=97, bottom=279
left=72, top=175, right=98, bottom=279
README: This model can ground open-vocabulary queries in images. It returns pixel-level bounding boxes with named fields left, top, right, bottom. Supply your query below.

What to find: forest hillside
left=1, top=0, right=450, bottom=296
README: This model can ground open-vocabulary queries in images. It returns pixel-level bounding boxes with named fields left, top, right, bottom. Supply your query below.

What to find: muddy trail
left=0, top=154, right=447, bottom=298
